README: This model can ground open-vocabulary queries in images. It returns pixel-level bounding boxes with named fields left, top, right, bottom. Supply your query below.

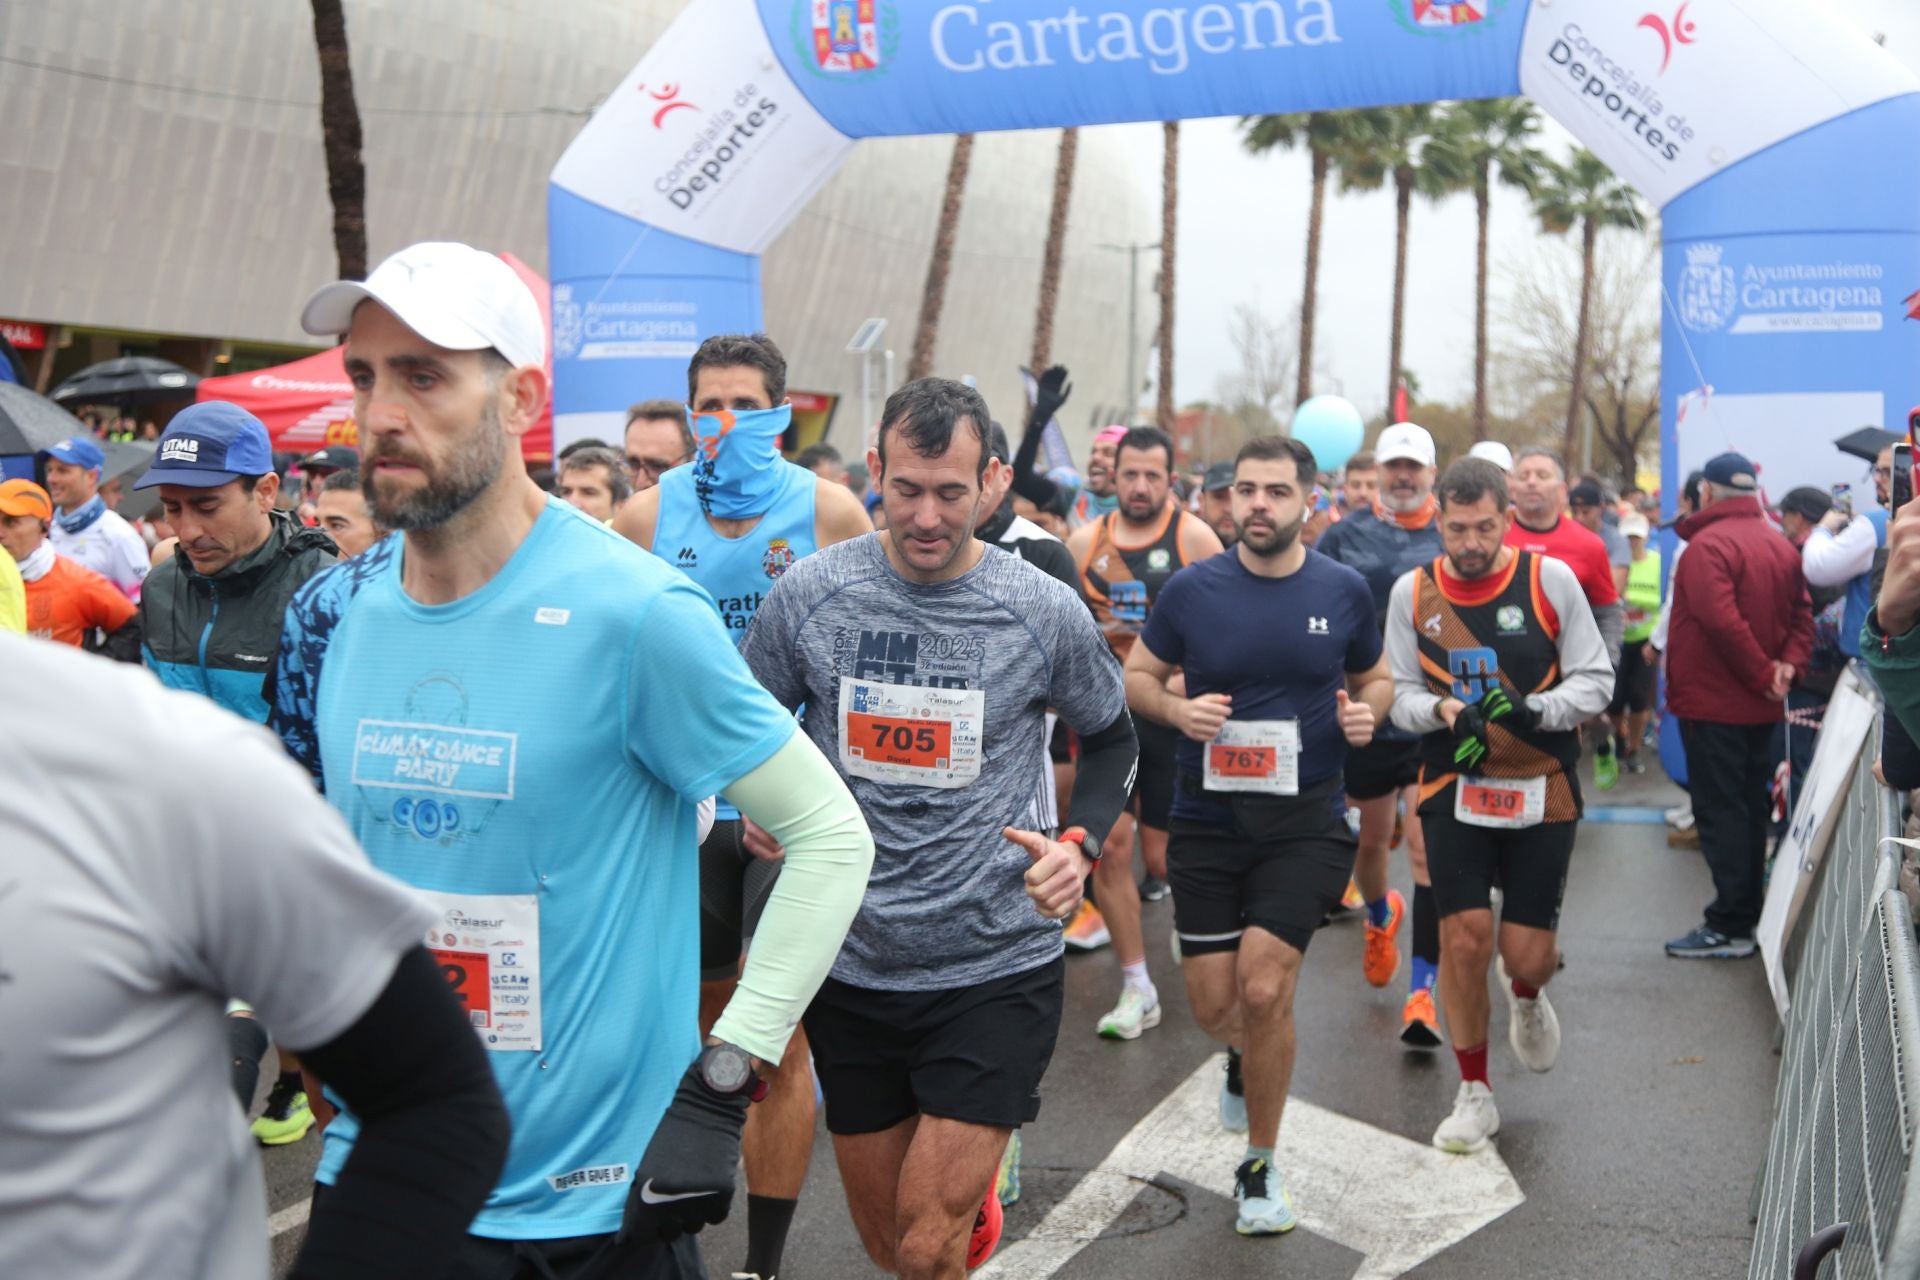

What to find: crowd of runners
left=10, top=237, right=1796, bottom=1280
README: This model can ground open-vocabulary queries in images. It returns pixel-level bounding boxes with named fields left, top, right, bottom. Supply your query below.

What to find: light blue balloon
left=1288, top=396, right=1365, bottom=474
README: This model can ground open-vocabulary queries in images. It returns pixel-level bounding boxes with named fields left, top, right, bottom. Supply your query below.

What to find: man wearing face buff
left=613, top=331, right=871, bottom=1280
left=1384, top=458, right=1612, bottom=1155
left=739, top=377, right=1137, bottom=1279
left=1123, top=436, right=1392, bottom=1236
left=273, top=242, right=876, bottom=1279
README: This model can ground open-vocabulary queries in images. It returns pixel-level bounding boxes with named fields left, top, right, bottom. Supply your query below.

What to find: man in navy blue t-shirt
left=1125, top=436, right=1392, bottom=1239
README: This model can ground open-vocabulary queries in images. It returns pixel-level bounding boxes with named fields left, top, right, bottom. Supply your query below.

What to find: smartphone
left=1831, top=482, right=1853, bottom=517
left=1895, top=442, right=1914, bottom=512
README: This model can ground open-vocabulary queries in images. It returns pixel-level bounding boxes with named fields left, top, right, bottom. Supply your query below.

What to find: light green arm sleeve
left=709, top=732, right=874, bottom=1066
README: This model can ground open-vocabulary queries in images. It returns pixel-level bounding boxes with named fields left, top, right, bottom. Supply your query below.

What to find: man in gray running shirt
left=740, top=377, right=1138, bottom=1278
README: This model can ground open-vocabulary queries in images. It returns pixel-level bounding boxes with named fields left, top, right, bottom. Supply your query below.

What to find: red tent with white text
left=194, top=253, right=555, bottom=460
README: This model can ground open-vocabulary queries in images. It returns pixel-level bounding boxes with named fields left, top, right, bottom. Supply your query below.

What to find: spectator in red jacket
left=1663, top=451, right=1815, bottom=960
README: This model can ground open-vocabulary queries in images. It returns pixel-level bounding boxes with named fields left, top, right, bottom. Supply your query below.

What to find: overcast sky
left=1111, top=0, right=1920, bottom=425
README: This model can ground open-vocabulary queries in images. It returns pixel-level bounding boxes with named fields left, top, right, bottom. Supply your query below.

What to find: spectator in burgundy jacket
left=1663, top=451, right=1815, bottom=960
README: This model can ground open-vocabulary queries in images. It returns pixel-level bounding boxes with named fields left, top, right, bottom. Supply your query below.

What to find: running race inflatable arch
left=549, top=0, right=1920, bottom=504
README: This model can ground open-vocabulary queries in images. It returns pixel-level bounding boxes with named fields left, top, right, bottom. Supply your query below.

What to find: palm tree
left=1156, top=122, right=1179, bottom=432
left=1532, top=148, right=1646, bottom=461
left=1334, top=105, right=1454, bottom=420
left=1030, top=128, right=1079, bottom=371
left=909, top=133, right=975, bottom=381
left=1240, top=111, right=1376, bottom=406
left=310, top=0, right=367, bottom=280
left=1424, top=99, right=1547, bottom=440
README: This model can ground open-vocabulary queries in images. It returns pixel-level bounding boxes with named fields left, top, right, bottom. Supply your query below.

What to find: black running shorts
left=1609, top=639, right=1656, bottom=716
left=698, top=819, right=783, bottom=982
left=1422, top=806, right=1577, bottom=931
left=1130, top=717, right=1179, bottom=830
left=803, top=957, right=1064, bottom=1135
left=1167, top=779, right=1358, bottom=956
left=1342, top=735, right=1423, bottom=802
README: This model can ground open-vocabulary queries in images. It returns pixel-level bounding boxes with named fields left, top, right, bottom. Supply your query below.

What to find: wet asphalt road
left=264, top=763, right=1779, bottom=1278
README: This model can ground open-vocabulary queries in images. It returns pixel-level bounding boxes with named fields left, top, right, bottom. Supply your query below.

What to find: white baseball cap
left=1467, top=440, right=1515, bottom=472
left=1375, top=422, right=1437, bottom=468
left=1620, top=513, right=1651, bottom=539
left=301, top=241, right=546, bottom=370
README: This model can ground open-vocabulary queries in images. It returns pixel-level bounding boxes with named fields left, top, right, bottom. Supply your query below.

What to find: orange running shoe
left=1062, top=899, right=1111, bottom=952
left=1338, top=878, right=1366, bottom=913
left=1400, top=986, right=1443, bottom=1048
left=967, top=1183, right=1004, bottom=1270
left=1363, top=889, right=1405, bottom=988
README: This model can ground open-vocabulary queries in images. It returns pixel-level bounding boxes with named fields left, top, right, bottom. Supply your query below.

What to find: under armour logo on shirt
left=1307, top=617, right=1330, bottom=635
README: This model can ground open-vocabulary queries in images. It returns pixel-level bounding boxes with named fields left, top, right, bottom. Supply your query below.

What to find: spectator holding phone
left=1867, top=441, right=1920, bottom=748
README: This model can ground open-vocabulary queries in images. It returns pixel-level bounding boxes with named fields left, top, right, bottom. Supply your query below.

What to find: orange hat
left=0, top=478, right=52, bottom=521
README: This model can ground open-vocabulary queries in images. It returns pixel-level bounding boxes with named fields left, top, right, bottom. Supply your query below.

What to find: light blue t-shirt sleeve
left=626, top=577, right=798, bottom=801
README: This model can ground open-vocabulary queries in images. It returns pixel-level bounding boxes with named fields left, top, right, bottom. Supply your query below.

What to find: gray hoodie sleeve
left=1531, top=558, right=1617, bottom=730
left=1387, top=570, right=1448, bottom=735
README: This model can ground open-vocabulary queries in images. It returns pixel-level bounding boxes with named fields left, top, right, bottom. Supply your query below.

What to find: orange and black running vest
left=1411, top=550, right=1582, bottom=822
left=1078, top=506, right=1193, bottom=660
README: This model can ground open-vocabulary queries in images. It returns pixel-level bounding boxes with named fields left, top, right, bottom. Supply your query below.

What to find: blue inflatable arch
left=549, top=0, right=1920, bottom=503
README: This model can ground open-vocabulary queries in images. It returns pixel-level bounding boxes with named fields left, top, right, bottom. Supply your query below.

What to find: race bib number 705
left=838, top=676, right=984, bottom=789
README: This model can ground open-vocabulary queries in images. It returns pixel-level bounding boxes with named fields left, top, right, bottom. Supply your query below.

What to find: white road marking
left=978, top=1055, right=1524, bottom=1279
left=268, top=1198, right=310, bottom=1239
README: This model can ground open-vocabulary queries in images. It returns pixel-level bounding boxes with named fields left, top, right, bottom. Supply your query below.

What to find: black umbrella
left=101, top=440, right=160, bottom=517
left=1835, top=426, right=1902, bottom=463
left=0, top=381, right=89, bottom=454
left=51, top=356, right=200, bottom=408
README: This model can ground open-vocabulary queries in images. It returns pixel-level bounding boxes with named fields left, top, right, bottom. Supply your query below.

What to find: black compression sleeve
left=290, top=947, right=509, bottom=1280
left=1011, top=400, right=1063, bottom=508
left=1069, top=708, right=1139, bottom=856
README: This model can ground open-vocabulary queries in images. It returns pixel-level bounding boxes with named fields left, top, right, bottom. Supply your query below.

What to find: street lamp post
left=1098, top=241, right=1160, bottom=424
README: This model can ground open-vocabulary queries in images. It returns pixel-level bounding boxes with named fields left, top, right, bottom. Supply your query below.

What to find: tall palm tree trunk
left=1298, top=131, right=1328, bottom=407
left=1156, top=122, right=1179, bottom=433
left=910, top=133, right=974, bottom=382
left=310, top=0, right=367, bottom=281
left=1388, top=165, right=1413, bottom=423
left=1472, top=165, right=1491, bottom=441
left=1031, top=128, right=1079, bottom=371
left=1563, top=214, right=1598, bottom=463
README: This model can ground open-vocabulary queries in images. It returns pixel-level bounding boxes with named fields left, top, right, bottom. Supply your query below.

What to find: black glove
left=1479, top=685, right=1540, bottom=734
left=619, top=1057, right=752, bottom=1245
left=1033, top=365, right=1072, bottom=426
left=1452, top=701, right=1492, bottom=771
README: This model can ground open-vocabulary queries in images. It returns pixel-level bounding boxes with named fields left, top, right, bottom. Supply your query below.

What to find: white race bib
left=838, top=677, right=984, bottom=789
left=1453, top=775, right=1547, bottom=829
left=418, top=891, right=542, bottom=1051
left=1204, top=719, right=1301, bottom=795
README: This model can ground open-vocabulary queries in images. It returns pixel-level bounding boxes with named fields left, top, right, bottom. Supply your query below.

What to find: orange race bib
left=1203, top=720, right=1300, bottom=795
left=838, top=677, right=984, bottom=789
left=1454, top=775, right=1546, bottom=829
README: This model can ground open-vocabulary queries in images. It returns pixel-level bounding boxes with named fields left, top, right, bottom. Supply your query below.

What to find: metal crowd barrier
left=1749, top=708, right=1920, bottom=1279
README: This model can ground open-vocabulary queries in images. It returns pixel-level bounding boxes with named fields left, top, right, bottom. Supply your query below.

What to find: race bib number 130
left=838, top=677, right=984, bottom=788
left=1454, top=775, right=1547, bottom=829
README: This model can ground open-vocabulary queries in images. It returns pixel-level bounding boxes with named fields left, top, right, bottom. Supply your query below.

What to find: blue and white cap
left=134, top=402, right=274, bottom=490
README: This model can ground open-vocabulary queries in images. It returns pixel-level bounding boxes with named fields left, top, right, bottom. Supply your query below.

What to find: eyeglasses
left=1873, top=467, right=1894, bottom=480
left=624, top=448, right=696, bottom=481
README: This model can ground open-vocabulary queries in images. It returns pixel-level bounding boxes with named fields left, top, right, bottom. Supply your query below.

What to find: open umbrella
left=1835, top=426, right=1902, bottom=463
left=101, top=440, right=159, bottom=517
left=52, top=356, right=200, bottom=408
left=0, top=381, right=88, bottom=454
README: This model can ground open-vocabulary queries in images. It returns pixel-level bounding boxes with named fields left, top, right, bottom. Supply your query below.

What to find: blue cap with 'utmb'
left=134, top=402, right=275, bottom=489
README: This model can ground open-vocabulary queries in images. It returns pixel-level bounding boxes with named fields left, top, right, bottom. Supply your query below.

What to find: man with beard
left=1069, top=425, right=1224, bottom=1044
left=738, top=377, right=1137, bottom=1277
left=1200, top=461, right=1238, bottom=548
left=1314, top=424, right=1445, bottom=1048
left=1385, top=458, right=1612, bottom=1154
left=273, top=241, right=876, bottom=1279
left=613, top=330, right=870, bottom=1280
left=1124, top=435, right=1390, bottom=1235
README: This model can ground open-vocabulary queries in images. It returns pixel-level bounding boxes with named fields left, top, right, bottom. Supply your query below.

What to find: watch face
left=704, top=1046, right=751, bottom=1093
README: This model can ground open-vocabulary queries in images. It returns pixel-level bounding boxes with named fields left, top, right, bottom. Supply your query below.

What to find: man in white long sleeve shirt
left=1794, top=484, right=1886, bottom=663
left=1385, top=458, right=1614, bottom=1156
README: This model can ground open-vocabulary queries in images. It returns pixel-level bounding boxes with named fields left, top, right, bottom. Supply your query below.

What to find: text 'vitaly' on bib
left=838, top=676, right=984, bottom=789
left=419, top=891, right=542, bottom=1051
left=1454, top=774, right=1547, bottom=829
left=1204, top=719, right=1301, bottom=795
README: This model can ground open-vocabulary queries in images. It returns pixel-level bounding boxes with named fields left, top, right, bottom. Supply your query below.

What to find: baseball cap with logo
left=43, top=435, right=107, bottom=473
left=1703, top=451, right=1758, bottom=492
left=303, top=445, right=360, bottom=474
left=0, top=478, right=54, bottom=521
left=301, top=241, right=545, bottom=370
left=1467, top=441, right=1514, bottom=472
left=1203, top=461, right=1235, bottom=493
left=1375, top=422, right=1437, bottom=469
left=134, top=402, right=275, bottom=490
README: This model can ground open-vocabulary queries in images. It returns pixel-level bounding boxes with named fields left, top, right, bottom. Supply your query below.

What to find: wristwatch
left=1060, top=825, right=1102, bottom=864
left=697, top=1041, right=765, bottom=1100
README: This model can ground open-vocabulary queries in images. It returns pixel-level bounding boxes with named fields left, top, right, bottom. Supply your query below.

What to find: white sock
left=1122, top=960, right=1154, bottom=999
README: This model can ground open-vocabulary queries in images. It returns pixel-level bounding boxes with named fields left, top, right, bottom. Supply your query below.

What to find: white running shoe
left=1096, top=986, right=1162, bottom=1040
left=1506, top=984, right=1561, bottom=1072
left=1664, top=802, right=1694, bottom=829
left=1233, top=1157, right=1297, bottom=1235
left=1433, top=1081, right=1500, bottom=1154
left=1219, top=1051, right=1249, bottom=1133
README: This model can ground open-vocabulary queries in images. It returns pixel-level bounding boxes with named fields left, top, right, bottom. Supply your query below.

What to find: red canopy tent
left=194, top=253, right=556, bottom=460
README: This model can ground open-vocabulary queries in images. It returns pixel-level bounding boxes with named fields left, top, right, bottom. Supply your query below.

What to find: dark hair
left=1682, top=469, right=1706, bottom=510
left=557, top=436, right=611, bottom=462
left=559, top=445, right=633, bottom=505
left=986, top=421, right=1012, bottom=465
left=686, top=333, right=786, bottom=406
left=876, top=378, right=992, bottom=479
left=626, top=398, right=695, bottom=456
left=320, top=468, right=361, bottom=494
left=1513, top=445, right=1564, bottom=479
left=1233, top=435, right=1317, bottom=486
left=1345, top=449, right=1377, bottom=473
left=1779, top=485, right=1833, bottom=523
left=1116, top=425, right=1175, bottom=471
left=794, top=442, right=843, bottom=471
left=1436, top=457, right=1510, bottom=512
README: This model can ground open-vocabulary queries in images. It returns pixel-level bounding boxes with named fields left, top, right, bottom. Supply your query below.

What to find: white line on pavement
left=268, top=1199, right=310, bottom=1239
left=978, top=1054, right=1525, bottom=1280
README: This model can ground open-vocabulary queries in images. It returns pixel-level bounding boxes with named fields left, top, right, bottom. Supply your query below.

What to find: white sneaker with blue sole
left=1233, top=1157, right=1297, bottom=1235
